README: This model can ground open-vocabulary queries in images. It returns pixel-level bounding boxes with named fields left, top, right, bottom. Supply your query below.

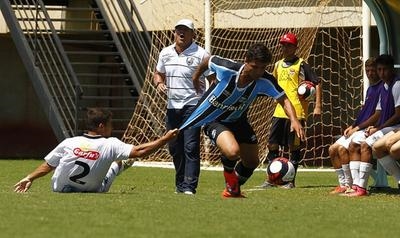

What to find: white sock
left=335, top=168, right=345, bottom=186
left=99, top=162, right=121, bottom=192
left=378, top=155, right=400, bottom=182
left=358, top=162, right=372, bottom=189
left=342, top=164, right=352, bottom=186
left=349, top=161, right=360, bottom=187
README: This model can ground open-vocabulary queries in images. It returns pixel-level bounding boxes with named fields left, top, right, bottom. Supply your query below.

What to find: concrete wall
left=0, top=36, right=58, bottom=158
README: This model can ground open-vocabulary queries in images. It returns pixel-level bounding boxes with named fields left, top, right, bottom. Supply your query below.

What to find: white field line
left=132, top=161, right=334, bottom=172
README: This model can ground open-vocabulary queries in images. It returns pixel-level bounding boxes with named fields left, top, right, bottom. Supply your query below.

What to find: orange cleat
left=222, top=171, right=245, bottom=198
left=221, top=188, right=246, bottom=198
left=330, top=185, right=348, bottom=194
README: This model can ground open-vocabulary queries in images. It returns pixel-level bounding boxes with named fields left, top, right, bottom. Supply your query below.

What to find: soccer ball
left=266, top=157, right=295, bottom=185
left=297, top=81, right=316, bottom=101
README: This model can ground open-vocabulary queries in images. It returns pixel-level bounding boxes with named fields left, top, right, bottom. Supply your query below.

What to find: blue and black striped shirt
left=180, top=56, right=285, bottom=129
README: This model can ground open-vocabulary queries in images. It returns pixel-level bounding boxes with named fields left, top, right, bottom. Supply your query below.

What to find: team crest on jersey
left=289, top=68, right=296, bottom=76
left=73, top=148, right=100, bottom=160
left=186, top=57, right=194, bottom=66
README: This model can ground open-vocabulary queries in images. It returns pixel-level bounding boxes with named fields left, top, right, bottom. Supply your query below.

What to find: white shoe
left=183, top=191, right=194, bottom=195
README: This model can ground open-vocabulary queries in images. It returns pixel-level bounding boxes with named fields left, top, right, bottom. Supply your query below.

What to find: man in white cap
left=154, top=19, right=213, bottom=195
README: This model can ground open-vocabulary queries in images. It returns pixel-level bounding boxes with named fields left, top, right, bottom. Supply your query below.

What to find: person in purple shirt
left=346, top=54, right=400, bottom=197
left=329, top=57, right=381, bottom=194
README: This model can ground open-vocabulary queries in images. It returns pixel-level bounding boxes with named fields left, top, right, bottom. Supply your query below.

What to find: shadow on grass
left=298, top=184, right=338, bottom=189
left=369, top=186, right=400, bottom=195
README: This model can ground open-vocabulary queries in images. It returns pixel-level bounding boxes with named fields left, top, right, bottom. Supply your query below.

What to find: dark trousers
left=166, top=105, right=201, bottom=193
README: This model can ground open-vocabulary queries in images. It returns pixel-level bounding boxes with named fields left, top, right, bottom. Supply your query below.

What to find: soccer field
left=1, top=159, right=400, bottom=238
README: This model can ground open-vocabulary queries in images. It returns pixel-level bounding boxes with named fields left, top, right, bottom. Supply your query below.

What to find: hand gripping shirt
left=45, top=135, right=133, bottom=192
left=180, top=55, right=285, bottom=130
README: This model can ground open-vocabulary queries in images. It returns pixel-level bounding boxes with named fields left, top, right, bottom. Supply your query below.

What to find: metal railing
left=1, top=0, right=82, bottom=139
left=95, top=0, right=151, bottom=88
left=2, top=0, right=152, bottom=140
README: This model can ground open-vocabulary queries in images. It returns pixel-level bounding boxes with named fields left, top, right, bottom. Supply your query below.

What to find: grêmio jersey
left=45, top=134, right=133, bottom=192
left=179, top=55, right=285, bottom=130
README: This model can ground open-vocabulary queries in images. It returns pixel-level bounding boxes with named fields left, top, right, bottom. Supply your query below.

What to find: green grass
left=1, top=159, right=400, bottom=238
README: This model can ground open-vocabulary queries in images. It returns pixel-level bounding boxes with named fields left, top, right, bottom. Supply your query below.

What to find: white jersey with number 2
left=45, top=134, right=133, bottom=192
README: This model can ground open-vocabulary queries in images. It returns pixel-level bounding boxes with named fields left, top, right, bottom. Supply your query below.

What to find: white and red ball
left=267, top=157, right=295, bottom=185
left=297, top=81, right=316, bottom=101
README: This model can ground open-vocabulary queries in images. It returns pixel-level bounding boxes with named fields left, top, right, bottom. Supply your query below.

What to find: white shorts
left=350, top=130, right=368, bottom=144
left=365, top=126, right=399, bottom=147
left=335, top=131, right=361, bottom=149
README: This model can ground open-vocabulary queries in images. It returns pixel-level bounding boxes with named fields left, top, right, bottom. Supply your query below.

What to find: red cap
left=280, top=33, right=297, bottom=46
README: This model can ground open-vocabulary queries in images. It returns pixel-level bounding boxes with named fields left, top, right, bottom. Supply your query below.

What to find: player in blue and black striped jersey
left=180, top=43, right=305, bottom=198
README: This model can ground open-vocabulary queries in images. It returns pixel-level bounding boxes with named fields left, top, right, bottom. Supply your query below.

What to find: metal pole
left=362, top=1, right=371, bottom=102
left=204, top=0, right=211, bottom=54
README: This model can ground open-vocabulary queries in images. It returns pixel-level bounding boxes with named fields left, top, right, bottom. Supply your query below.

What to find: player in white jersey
left=14, top=108, right=178, bottom=193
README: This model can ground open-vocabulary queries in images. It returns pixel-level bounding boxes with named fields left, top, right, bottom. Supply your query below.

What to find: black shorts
left=268, top=117, right=305, bottom=148
left=203, top=119, right=258, bottom=145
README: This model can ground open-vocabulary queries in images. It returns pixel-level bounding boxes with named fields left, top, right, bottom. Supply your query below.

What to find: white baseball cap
left=175, top=19, right=194, bottom=30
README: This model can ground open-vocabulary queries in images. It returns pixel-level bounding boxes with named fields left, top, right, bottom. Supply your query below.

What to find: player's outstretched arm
left=129, top=129, right=179, bottom=158
left=14, top=162, right=55, bottom=193
left=277, top=95, right=305, bottom=141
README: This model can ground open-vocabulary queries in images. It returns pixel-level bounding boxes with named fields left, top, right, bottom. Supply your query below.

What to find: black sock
left=290, top=150, right=301, bottom=172
left=235, top=161, right=255, bottom=185
left=221, top=155, right=237, bottom=173
left=290, top=150, right=302, bottom=183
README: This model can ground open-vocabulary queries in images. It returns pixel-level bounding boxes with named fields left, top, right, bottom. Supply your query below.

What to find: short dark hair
left=245, top=43, right=272, bottom=64
left=365, top=57, right=376, bottom=67
left=85, top=108, right=112, bottom=131
left=375, top=54, right=394, bottom=68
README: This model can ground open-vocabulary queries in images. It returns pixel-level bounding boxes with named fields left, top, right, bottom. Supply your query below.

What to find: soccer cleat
left=330, top=185, right=348, bottom=194
left=343, top=186, right=367, bottom=197
left=221, top=188, right=246, bottom=198
left=223, top=171, right=242, bottom=197
left=257, top=181, right=276, bottom=189
left=344, top=185, right=357, bottom=194
left=280, top=182, right=295, bottom=189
